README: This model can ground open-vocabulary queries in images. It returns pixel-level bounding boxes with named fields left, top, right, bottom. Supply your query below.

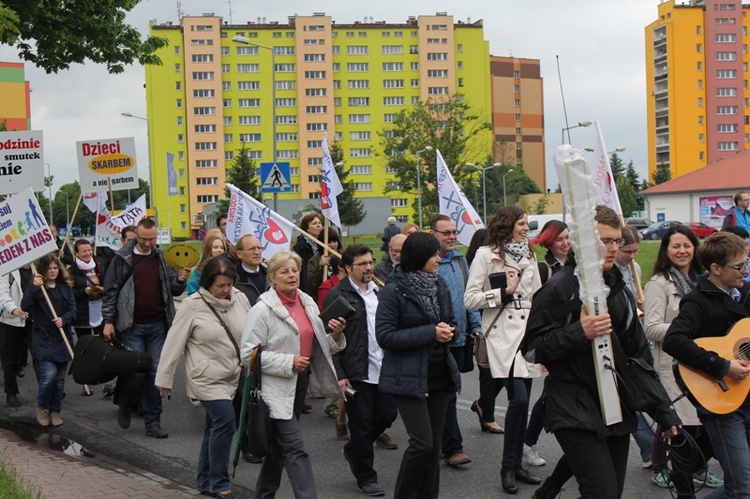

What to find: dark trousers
left=524, top=391, right=544, bottom=447
left=477, top=364, right=504, bottom=423
left=3, top=322, right=29, bottom=396
left=555, top=428, right=630, bottom=499
left=393, top=391, right=450, bottom=499
left=256, top=369, right=317, bottom=499
left=669, top=425, right=715, bottom=497
left=344, top=381, right=397, bottom=487
left=500, top=377, right=531, bottom=470
left=442, top=346, right=465, bottom=457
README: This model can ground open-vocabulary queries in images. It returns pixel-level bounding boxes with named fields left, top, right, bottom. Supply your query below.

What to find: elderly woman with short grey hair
left=240, top=250, right=346, bottom=498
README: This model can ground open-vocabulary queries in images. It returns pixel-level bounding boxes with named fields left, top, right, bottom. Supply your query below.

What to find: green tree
left=0, top=119, right=6, bottom=131
left=652, top=164, right=672, bottom=185
left=625, top=161, right=644, bottom=211
left=52, top=181, right=94, bottom=231
left=532, top=193, right=550, bottom=215
left=484, top=166, right=541, bottom=215
left=216, top=144, right=260, bottom=215
left=379, top=94, right=492, bottom=224
left=0, top=1, right=167, bottom=74
left=608, top=153, right=626, bottom=182
left=616, top=175, right=638, bottom=217
left=330, top=142, right=366, bottom=228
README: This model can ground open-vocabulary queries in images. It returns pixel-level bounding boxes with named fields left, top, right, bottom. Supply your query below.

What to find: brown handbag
left=474, top=307, right=505, bottom=369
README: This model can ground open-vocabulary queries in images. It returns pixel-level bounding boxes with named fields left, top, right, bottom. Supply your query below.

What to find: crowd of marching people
left=3, top=191, right=750, bottom=498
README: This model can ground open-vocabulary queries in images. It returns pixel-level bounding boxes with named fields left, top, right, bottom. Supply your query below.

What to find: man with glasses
left=430, top=215, right=481, bottom=468
left=325, top=244, right=397, bottom=497
left=374, top=234, right=406, bottom=283
left=234, top=234, right=268, bottom=306
left=102, top=218, right=189, bottom=439
left=722, top=191, right=750, bottom=232
left=523, top=206, right=679, bottom=498
left=665, top=231, right=750, bottom=497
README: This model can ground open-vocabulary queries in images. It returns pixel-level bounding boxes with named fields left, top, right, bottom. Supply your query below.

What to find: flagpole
left=61, top=194, right=83, bottom=258
left=322, top=217, right=329, bottom=279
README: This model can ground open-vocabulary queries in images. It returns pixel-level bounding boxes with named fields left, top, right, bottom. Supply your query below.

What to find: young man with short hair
left=664, top=232, right=750, bottom=497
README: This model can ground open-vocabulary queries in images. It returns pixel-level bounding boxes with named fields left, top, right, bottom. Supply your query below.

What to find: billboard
left=700, top=196, right=733, bottom=229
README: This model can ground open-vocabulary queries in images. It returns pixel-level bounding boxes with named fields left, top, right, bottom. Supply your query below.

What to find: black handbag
left=246, top=346, right=274, bottom=457
left=461, top=335, right=475, bottom=373
left=71, top=335, right=152, bottom=385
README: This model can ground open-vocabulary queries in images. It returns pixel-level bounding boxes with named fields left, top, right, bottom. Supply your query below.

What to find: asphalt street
left=0, top=354, right=726, bottom=499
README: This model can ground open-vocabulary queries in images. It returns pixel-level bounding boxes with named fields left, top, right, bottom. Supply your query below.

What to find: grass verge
left=0, top=460, right=40, bottom=499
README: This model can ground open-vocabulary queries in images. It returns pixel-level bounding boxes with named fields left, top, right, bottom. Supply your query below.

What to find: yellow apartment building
left=146, top=12, right=492, bottom=238
left=645, top=0, right=749, bottom=181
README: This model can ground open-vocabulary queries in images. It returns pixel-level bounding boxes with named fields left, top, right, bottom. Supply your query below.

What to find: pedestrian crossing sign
left=260, top=162, right=291, bottom=193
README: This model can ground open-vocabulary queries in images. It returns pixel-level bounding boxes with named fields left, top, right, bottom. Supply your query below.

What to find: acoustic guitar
left=673, top=318, right=750, bottom=415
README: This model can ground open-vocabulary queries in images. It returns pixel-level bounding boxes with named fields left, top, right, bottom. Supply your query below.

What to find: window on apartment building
left=347, top=80, right=369, bottom=89
left=383, top=96, right=405, bottom=105
left=718, top=141, right=738, bottom=150
left=697, top=80, right=703, bottom=89
left=698, top=116, right=703, bottom=125
left=696, top=43, right=702, bottom=53
left=718, top=124, right=738, bottom=133
left=347, top=63, right=369, bottom=72
left=276, top=116, right=298, bottom=125
left=176, top=99, right=182, bottom=108
left=224, top=117, right=232, bottom=126
left=410, top=62, right=419, bottom=71
left=515, top=114, right=521, bottom=121
left=180, top=204, right=186, bottom=214
left=696, top=25, right=701, bottom=35
left=178, top=153, right=184, bottom=162
left=348, top=97, right=369, bottom=106
left=699, top=134, right=704, bottom=143
left=308, top=158, right=323, bottom=166
left=175, top=64, right=181, bottom=73
left=354, top=183, right=373, bottom=191
left=382, top=46, right=403, bottom=55
left=698, top=97, right=703, bottom=107
left=175, top=81, right=181, bottom=91
left=177, top=116, right=183, bottom=126
left=180, top=187, right=185, bottom=195
left=350, top=166, right=372, bottom=175
left=716, top=33, right=736, bottom=43
left=514, top=99, right=521, bottom=107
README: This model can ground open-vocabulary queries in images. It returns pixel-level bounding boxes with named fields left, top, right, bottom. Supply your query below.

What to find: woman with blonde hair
left=188, top=231, right=228, bottom=295
left=240, top=250, right=346, bottom=498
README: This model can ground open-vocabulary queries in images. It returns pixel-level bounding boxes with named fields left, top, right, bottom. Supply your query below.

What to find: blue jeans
left=702, top=406, right=750, bottom=498
left=632, top=412, right=654, bottom=462
left=119, top=320, right=166, bottom=427
left=37, top=360, right=67, bottom=413
left=197, top=400, right=236, bottom=494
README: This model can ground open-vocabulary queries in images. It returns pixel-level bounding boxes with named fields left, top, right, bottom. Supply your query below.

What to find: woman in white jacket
left=156, top=256, right=251, bottom=498
left=464, top=205, right=542, bottom=494
left=240, top=250, right=346, bottom=499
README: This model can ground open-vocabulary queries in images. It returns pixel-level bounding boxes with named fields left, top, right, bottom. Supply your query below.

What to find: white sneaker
left=523, top=444, right=546, bottom=466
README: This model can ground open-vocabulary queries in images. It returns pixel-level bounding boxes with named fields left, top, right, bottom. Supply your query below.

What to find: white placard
left=0, top=130, right=45, bottom=194
left=76, top=137, right=139, bottom=192
left=0, top=187, right=58, bottom=275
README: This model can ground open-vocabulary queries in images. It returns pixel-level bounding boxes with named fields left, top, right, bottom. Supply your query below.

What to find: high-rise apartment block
left=490, top=57, right=545, bottom=190
left=146, top=12, right=491, bottom=238
left=646, top=0, right=748, bottom=181
left=0, top=62, right=31, bottom=131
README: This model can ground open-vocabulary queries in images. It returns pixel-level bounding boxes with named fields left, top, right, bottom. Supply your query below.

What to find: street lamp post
left=233, top=36, right=278, bottom=211
left=415, top=146, right=433, bottom=230
left=503, top=169, right=514, bottom=207
left=561, top=120, right=593, bottom=145
left=121, top=112, right=155, bottom=215
left=466, top=162, right=503, bottom=222
left=44, top=162, right=53, bottom=222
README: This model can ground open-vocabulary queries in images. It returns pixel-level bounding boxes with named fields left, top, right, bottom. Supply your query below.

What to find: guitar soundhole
left=737, top=340, right=750, bottom=361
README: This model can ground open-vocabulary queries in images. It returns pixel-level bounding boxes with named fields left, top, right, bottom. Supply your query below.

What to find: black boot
left=532, top=478, right=562, bottom=499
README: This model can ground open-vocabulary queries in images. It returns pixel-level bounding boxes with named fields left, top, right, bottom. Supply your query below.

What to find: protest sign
left=0, top=130, right=45, bottom=194
left=0, top=187, right=58, bottom=275
left=91, top=194, right=147, bottom=250
left=77, top=137, right=139, bottom=192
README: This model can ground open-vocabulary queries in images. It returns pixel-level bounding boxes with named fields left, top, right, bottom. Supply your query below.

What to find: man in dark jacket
left=102, top=218, right=189, bottom=439
left=325, top=244, right=397, bottom=497
left=373, top=234, right=405, bottom=283
left=523, top=206, right=679, bottom=498
left=234, top=234, right=267, bottom=306
left=664, top=232, right=750, bottom=497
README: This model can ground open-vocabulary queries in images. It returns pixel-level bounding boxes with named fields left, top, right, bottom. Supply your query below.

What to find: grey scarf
left=406, top=271, right=440, bottom=324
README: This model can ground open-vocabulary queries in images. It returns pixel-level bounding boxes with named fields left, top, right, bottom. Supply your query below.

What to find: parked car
left=640, top=221, right=682, bottom=241
left=687, top=222, right=718, bottom=239
left=625, top=217, right=653, bottom=231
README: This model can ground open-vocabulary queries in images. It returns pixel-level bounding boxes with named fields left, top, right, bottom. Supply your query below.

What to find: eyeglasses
left=352, top=261, right=375, bottom=268
left=434, top=229, right=459, bottom=236
left=600, top=238, right=625, bottom=248
left=723, top=262, right=748, bottom=272
left=240, top=246, right=263, bottom=252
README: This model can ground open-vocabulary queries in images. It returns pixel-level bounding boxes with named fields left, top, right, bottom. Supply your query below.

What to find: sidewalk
left=0, top=427, right=198, bottom=498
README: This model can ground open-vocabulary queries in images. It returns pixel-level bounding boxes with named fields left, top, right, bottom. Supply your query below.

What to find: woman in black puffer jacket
left=375, top=232, right=459, bottom=499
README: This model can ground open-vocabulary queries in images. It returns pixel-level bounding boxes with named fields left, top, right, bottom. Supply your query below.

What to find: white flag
left=436, top=149, right=484, bottom=247
left=93, top=194, right=147, bottom=250
left=591, top=121, right=622, bottom=215
left=82, top=192, right=107, bottom=214
left=320, top=133, right=344, bottom=228
left=226, top=183, right=295, bottom=262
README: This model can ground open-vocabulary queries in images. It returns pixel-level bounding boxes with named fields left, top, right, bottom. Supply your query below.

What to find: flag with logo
left=320, top=133, right=343, bottom=228
left=436, top=149, right=484, bottom=247
left=167, top=152, right=178, bottom=196
left=226, top=183, right=295, bottom=261
left=591, top=120, right=622, bottom=215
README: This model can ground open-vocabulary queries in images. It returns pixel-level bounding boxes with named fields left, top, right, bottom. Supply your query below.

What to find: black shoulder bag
left=245, top=346, right=274, bottom=457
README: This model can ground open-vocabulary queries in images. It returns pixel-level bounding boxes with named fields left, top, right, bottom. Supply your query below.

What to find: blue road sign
left=260, top=162, right=292, bottom=193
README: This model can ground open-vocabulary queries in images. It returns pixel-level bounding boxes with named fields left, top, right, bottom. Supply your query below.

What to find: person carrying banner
left=21, top=254, right=76, bottom=427
left=102, top=218, right=189, bottom=438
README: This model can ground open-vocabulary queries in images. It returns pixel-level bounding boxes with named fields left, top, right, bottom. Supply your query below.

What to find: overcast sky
left=0, top=0, right=658, bottom=197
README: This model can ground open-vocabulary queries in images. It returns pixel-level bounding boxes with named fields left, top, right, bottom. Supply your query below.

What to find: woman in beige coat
left=156, top=256, right=250, bottom=498
left=643, top=224, right=721, bottom=492
left=464, top=205, right=542, bottom=494
left=240, top=250, right=345, bottom=499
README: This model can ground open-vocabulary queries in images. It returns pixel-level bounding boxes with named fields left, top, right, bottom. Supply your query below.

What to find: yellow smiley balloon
left=163, top=243, right=201, bottom=270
